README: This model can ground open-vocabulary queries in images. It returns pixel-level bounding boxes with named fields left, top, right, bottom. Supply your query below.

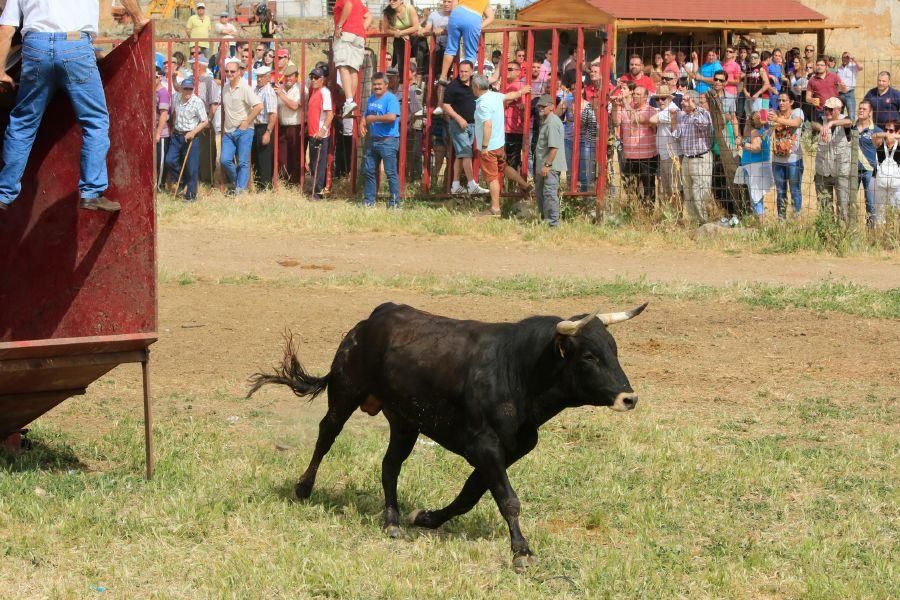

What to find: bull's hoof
left=294, top=480, right=314, bottom=500
left=384, top=524, right=402, bottom=539
left=407, top=509, right=439, bottom=529
left=512, top=553, right=536, bottom=573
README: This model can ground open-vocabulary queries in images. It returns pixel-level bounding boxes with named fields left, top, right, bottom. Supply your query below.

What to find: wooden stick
left=174, top=136, right=196, bottom=196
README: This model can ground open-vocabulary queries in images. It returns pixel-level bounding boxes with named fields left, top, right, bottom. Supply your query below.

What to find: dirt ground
left=160, top=227, right=900, bottom=290
left=49, top=226, right=895, bottom=445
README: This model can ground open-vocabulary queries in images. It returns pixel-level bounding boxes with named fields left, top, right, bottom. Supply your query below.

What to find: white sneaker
left=432, top=106, right=444, bottom=116
left=450, top=182, right=465, bottom=195
left=412, top=109, right=424, bottom=119
left=468, top=182, right=489, bottom=195
left=341, top=100, right=357, bottom=118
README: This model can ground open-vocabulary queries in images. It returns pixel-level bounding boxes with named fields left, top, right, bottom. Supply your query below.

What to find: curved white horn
left=556, top=302, right=648, bottom=335
left=596, top=302, right=649, bottom=326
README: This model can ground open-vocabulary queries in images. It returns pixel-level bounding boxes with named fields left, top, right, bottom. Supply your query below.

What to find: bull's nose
left=611, top=392, right=638, bottom=411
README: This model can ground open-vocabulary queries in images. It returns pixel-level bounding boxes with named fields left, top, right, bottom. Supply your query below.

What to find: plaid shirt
left=675, top=107, right=712, bottom=156
left=172, top=94, right=208, bottom=133
left=254, top=83, right=278, bottom=125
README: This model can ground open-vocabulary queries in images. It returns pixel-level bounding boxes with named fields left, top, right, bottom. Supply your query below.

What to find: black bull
left=248, top=301, right=647, bottom=569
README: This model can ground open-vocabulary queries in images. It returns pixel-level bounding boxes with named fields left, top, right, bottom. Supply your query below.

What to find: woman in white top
left=768, top=90, right=805, bottom=218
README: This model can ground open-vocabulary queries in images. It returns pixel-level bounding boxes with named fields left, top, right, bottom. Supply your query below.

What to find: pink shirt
left=620, top=104, right=657, bottom=159
left=620, top=72, right=656, bottom=93
left=721, top=60, right=742, bottom=96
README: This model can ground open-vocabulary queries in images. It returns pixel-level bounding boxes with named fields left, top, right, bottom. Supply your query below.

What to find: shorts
left=333, top=32, right=365, bottom=71
left=448, top=120, right=475, bottom=158
left=480, top=148, right=506, bottom=183
left=505, top=133, right=523, bottom=169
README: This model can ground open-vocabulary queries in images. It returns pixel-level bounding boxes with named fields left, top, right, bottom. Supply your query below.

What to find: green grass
left=157, top=270, right=900, bottom=320
left=2, top=391, right=896, bottom=598
left=156, top=190, right=900, bottom=255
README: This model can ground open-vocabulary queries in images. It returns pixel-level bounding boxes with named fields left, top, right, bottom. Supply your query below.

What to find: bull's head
left=555, top=303, right=647, bottom=411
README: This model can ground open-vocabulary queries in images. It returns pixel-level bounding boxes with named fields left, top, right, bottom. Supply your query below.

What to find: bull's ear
left=554, top=334, right=575, bottom=358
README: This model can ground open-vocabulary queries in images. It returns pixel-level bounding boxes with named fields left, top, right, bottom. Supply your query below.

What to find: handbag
left=875, top=141, right=900, bottom=188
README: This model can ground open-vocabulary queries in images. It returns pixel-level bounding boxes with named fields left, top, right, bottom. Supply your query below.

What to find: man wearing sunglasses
left=810, top=96, right=854, bottom=224
left=0, top=0, right=147, bottom=212
left=220, top=58, right=263, bottom=196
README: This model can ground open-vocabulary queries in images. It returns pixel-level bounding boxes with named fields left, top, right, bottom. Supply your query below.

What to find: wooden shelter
left=517, top=0, right=836, bottom=70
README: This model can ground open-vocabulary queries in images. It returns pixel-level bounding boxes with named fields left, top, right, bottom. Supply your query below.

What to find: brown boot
left=80, top=197, right=121, bottom=212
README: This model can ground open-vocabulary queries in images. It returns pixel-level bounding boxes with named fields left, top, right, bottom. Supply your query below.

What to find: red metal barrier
left=0, top=27, right=157, bottom=476
left=158, top=25, right=612, bottom=202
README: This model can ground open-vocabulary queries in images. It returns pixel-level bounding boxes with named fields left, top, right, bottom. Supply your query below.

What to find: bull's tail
left=247, top=332, right=330, bottom=401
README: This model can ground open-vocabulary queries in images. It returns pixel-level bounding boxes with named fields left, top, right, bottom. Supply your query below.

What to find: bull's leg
left=478, top=460, right=534, bottom=568
left=381, top=420, right=419, bottom=538
left=409, top=470, right=487, bottom=529
left=295, top=400, right=357, bottom=500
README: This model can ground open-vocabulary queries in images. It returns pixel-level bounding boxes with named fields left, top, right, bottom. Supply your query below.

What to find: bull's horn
left=556, top=302, right=648, bottom=335
left=596, top=302, right=649, bottom=325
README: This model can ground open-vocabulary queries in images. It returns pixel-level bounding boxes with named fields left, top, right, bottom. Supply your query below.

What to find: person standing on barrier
left=220, top=59, right=263, bottom=196
left=437, top=0, right=494, bottom=87
left=673, top=90, right=713, bottom=223
left=855, top=101, right=884, bottom=227
left=837, top=52, right=861, bottom=122
left=442, top=60, right=489, bottom=195
left=305, top=66, right=333, bottom=200
left=165, top=78, right=209, bottom=202
left=361, top=72, right=402, bottom=208
left=423, top=0, right=451, bottom=115
left=333, top=0, right=372, bottom=118
left=275, top=64, right=302, bottom=185
left=811, top=96, right=854, bottom=224
left=383, top=0, right=421, bottom=84
left=533, top=94, right=566, bottom=227
left=0, top=0, right=147, bottom=213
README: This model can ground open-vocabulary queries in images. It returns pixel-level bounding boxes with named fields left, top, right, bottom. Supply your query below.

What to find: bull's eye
left=581, top=353, right=599, bottom=364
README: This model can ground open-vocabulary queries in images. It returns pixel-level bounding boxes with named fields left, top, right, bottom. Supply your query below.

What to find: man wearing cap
left=672, top=90, right=713, bottom=223
left=360, top=71, right=401, bottom=208
left=811, top=96, right=854, bottom=224
left=220, top=59, right=263, bottom=195
left=186, top=3, right=212, bottom=57
left=215, top=12, right=238, bottom=57
left=165, top=78, right=209, bottom=202
left=332, top=0, right=372, bottom=118
left=252, top=65, right=279, bottom=190
left=533, top=94, right=566, bottom=227
left=0, top=0, right=147, bottom=213
left=274, top=48, right=296, bottom=84
left=188, top=54, right=222, bottom=184
left=649, top=85, right=681, bottom=202
left=304, top=66, right=333, bottom=199
left=274, top=64, right=302, bottom=185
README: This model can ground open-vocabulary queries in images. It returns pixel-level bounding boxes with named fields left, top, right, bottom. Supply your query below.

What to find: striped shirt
left=254, top=83, right=278, bottom=125
left=580, top=102, right=597, bottom=146
left=620, top=103, right=657, bottom=159
left=172, top=93, right=208, bottom=133
left=675, top=107, right=712, bottom=156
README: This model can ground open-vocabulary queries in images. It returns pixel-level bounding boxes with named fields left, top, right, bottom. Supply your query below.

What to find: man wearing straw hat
left=0, top=0, right=147, bottom=212
left=165, top=78, right=209, bottom=202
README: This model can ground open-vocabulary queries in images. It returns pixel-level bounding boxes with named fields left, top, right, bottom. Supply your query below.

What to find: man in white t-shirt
left=0, top=0, right=147, bottom=212
left=837, top=52, right=862, bottom=122
left=274, top=64, right=302, bottom=184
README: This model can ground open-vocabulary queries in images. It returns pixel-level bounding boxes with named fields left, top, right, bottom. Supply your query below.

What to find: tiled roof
left=585, top=0, right=827, bottom=22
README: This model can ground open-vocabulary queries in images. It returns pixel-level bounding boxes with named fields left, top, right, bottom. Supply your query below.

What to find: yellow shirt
left=457, top=0, right=489, bottom=14
left=186, top=15, right=212, bottom=49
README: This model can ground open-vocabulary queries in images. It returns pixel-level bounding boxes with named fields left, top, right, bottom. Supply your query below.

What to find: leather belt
left=683, top=151, right=708, bottom=159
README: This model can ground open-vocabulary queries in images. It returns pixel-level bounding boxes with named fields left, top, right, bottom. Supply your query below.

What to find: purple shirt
left=156, top=85, right=171, bottom=138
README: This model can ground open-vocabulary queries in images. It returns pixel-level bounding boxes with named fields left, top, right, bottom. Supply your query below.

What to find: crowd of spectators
left=157, top=3, right=900, bottom=227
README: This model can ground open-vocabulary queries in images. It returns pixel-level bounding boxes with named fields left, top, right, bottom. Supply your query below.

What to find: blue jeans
left=221, top=128, right=254, bottom=190
left=841, top=90, right=857, bottom=122
left=773, top=159, right=804, bottom=218
left=578, top=142, right=597, bottom=192
left=445, top=6, right=482, bottom=62
left=0, top=33, right=109, bottom=206
left=858, top=169, right=876, bottom=225
left=363, top=136, right=401, bottom=207
left=165, top=133, right=201, bottom=199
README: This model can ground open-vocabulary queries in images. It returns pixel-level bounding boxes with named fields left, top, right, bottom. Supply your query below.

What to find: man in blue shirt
left=360, top=72, right=401, bottom=208
left=691, top=48, right=722, bottom=94
left=863, top=71, right=900, bottom=129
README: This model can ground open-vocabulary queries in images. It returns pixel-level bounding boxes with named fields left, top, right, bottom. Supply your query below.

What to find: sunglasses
left=309, top=74, right=322, bottom=80
left=886, top=129, right=897, bottom=133
left=713, top=78, right=726, bottom=82
left=507, top=67, right=519, bottom=72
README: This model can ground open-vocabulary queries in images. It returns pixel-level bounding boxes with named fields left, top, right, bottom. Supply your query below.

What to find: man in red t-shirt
left=333, top=0, right=373, bottom=118
left=501, top=61, right=533, bottom=189
left=806, top=57, right=842, bottom=119
left=662, top=49, right=681, bottom=78
left=619, top=54, right=656, bottom=93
